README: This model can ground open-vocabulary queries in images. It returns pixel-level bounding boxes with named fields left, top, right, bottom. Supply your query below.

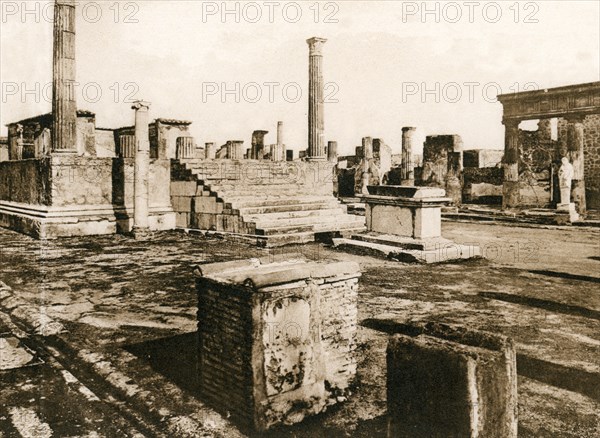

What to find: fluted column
left=401, top=127, right=416, bottom=185
left=132, top=101, right=151, bottom=232
left=361, top=136, right=373, bottom=195
left=119, top=134, right=135, bottom=158
left=502, top=120, right=520, bottom=209
left=307, top=37, right=327, bottom=160
left=52, top=0, right=77, bottom=153
left=566, top=115, right=586, bottom=214
left=176, top=137, right=195, bottom=159
left=227, top=140, right=244, bottom=160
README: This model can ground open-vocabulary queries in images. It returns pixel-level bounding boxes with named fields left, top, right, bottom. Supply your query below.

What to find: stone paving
left=0, top=221, right=599, bottom=437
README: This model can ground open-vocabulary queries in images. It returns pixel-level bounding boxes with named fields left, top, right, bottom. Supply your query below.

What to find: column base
left=556, top=203, right=580, bottom=224
left=502, top=181, right=520, bottom=209
left=130, top=227, right=153, bottom=240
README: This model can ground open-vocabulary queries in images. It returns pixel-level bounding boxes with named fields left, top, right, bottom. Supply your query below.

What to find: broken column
left=52, top=0, right=78, bottom=153
left=176, top=137, right=195, bottom=159
left=566, top=115, right=586, bottom=214
left=15, top=124, right=24, bottom=160
left=195, top=259, right=360, bottom=432
left=119, top=134, right=135, bottom=158
left=205, top=142, right=216, bottom=159
left=327, top=141, right=338, bottom=162
left=386, top=322, right=518, bottom=438
left=502, top=120, right=520, bottom=209
left=132, top=101, right=151, bottom=234
left=227, top=140, right=244, bottom=160
left=307, top=37, right=327, bottom=160
left=401, top=127, right=416, bottom=185
left=251, top=130, right=269, bottom=160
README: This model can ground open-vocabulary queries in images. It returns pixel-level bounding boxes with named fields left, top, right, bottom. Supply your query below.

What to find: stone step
left=211, top=188, right=317, bottom=198
left=256, top=217, right=366, bottom=236
left=245, top=207, right=346, bottom=223
left=237, top=201, right=343, bottom=215
left=253, top=210, right=352, bottom=228
left=226, top=196, right=337, bottom=209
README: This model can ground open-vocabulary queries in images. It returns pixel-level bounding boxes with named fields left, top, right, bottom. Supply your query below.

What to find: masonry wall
left=558, top=114, right=600, bottom=209
left=0, top=159, right=52, bottom=205
left=50, top=156, right=113, bottom=207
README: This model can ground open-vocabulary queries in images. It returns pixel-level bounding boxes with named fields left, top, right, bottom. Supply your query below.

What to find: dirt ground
left=0, top=221, right=599, bottom=437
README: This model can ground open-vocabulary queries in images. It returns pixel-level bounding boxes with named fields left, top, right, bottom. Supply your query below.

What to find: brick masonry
left=195, top=259, right=360, bottom=432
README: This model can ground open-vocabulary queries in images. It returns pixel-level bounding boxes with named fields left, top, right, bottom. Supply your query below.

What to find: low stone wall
left=0, top=158, right=52, bottom=205
left=195, top=259, right=360, bottom=431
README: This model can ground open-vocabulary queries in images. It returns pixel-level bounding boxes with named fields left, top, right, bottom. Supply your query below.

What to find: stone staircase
left=171, top=159, right=365, bottom=246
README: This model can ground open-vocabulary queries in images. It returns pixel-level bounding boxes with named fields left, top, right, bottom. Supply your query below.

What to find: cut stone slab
left=195, top=258, right=361, bottom=431
left=333, top=237, right=480, bottom=264
left=380, top=321, right=518, bottom=438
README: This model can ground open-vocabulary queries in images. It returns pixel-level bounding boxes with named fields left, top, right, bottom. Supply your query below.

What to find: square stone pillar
left=195, top=259, right=361, bottom=432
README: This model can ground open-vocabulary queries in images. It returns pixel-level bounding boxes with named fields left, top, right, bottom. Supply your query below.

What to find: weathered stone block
left=195, top=259, right=361, bottom=432
left=171, top=181, right=197, bottom=197
left=386, top=323, right=517, bottom=438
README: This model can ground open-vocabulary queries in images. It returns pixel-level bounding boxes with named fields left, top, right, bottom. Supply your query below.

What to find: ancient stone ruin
left=194, top=258, right=360, bottom=431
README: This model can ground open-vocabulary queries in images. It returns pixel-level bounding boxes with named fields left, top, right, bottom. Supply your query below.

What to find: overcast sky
left=1, top=1, right=599, bottom=155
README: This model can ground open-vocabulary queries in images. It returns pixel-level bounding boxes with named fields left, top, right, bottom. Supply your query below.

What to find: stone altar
left=333, top=186, right=480, bottom=263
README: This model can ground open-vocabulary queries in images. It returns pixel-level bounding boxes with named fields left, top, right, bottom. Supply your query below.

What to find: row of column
left=502, top=116, right=586, bottom=213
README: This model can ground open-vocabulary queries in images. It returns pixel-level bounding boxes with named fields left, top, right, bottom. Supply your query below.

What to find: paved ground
left=0, top=221, right=599, bottom=437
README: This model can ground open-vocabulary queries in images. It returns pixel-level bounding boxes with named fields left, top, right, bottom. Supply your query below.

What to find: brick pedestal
left=195, top=259, right=360, bottom=431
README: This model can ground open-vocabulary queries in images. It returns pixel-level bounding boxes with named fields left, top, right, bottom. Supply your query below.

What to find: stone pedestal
left=556, top=202, right=580, bottom=224
left=385, top=322, right=517, bottom=438
left=333, top=186, right=480, bottom=263
left=195, top=259, right=360, bottom=431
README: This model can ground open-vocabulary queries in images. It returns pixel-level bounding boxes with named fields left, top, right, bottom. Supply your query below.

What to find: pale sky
left=1, top=0, right=599, bottom=155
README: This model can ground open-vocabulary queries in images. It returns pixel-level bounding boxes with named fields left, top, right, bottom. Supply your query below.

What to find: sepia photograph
left=0, top=1, right=599, bottom=436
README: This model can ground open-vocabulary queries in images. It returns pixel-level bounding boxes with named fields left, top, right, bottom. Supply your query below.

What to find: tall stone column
left=401, top=127, right=416, bottom=185
left=52, top=0, right=77, bottom=153
left=307, top=37, right=327, bottom=160
left=277, top=121, right=284, bottom=146
left=361, top=137, right=373, bottom=195
left=327, top=141, right=338, bottom=162
left=132, top=101, right=151, bottom=233
left=228, top=141, right=244, bottom=160
left=502, top=120, right=520, bottom=209
left=566, top=115, right=586, bottom=214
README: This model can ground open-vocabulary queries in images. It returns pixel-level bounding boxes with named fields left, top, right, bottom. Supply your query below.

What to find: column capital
left=132, top=100, right=151, bottom=111
left=502, top=119, right=521, bottom=129
left=307, top=37, right=327, bottom=55
left=402, top=127, right=417, bottom=133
